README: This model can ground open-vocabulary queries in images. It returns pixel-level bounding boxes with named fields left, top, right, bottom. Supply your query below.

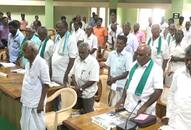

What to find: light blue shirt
left=8, top=29, right=25, bottom=63
left=106, top=49, right=133, bottom=88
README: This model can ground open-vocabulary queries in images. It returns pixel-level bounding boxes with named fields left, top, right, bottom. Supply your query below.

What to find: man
left=108, top=23, right=122, bottom=50
left=20, top=40, right=50, bottom=130
left=93, top=17, right=108, bottom=49
left=20, top=13, right=28, bottom=30
left=147, top=24, right=169, bottom=70
left=37, top=26, right=54, bottom=66
left=72, top=21, right=85, bottom=45
left=8, top=20, right=25, bottom=63
left=118, top=44, right=163, bottom=115
left=146, top=17, right=153, bottom=41
left=18, top=27, right=41, bottom=67
left=160, top=16, right=168, bottom=34
left=6, top=11, right=12, bottom=23
left=71, top=43, right=99, bottom=114
left=88, top=12, right=97, bottom=27
left=106, top=35, right=133, bottom=107
left=61, top=16, right=66, bottom=23
left=84, top=25, right=98, bottom=58
left=176, top=16, right=184, bottom=30
left=133, top=23, right=146, bottom=44
left=182, top=21, right=191, bottom=47
left=33, top=15, right=42, bottom=32
left=166, top=24, right=176, bottom=46
left=121, top=22, right=139, bottom=57
left=52, top=21, right=78, bottom=85
left=108, top=12, right=122, bottom=35
left=160, top=45, right=191, bottom=130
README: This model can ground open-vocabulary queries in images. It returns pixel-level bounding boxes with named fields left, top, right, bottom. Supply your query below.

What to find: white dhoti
left=20, top=106, right=45, bottom=130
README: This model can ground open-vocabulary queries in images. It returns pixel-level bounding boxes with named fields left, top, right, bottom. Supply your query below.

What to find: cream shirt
left=164, top=67, right=191, bottom=130
left=20, top=55, right=50, bottom=108
left=39, top=39, right=54, bottom=66
left=84, top=33, right=98, bottom=58
left=106, top=50, right=133, bottom=88
left=147, top=36, right=170, bottom=67
left=124, top=60, right=163, bottom=115
left=52, top=33, right=78, bottom=84
left=71, top=55, right=99, bottom=98
left=72, top=28, right=85, bottom=43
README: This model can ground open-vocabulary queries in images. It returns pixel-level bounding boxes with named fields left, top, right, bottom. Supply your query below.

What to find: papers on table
left=91, top=112, right=126, bottom=130
left=49, top=82, right=61, bottom=87
left=11, top=68, right=25, bottom=74
left=0, top=72, right=8, bottom=77
left=134, top=114, right=149, bottom=120
left=0, top=62, right=15, bottom=68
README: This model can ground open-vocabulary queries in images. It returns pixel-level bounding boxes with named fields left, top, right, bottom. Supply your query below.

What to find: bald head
left=136, top=44, right=151, bottom=66
left=37, top=26, right=48, bottom=41
left=151, top=24, right=160, bottom=39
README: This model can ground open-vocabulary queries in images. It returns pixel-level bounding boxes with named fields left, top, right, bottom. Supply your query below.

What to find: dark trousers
left=73, top=96, right=94, bottom=114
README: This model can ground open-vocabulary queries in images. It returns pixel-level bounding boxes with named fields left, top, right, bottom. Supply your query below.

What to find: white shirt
left=169, top=41, right=185, bottom=72
left=84, top=33, right=98, bottom=58
left=124, top=60, right=163, bottom=115
left=120, top=32, right=139, bottom=56
left=8, top=29, right=25, bottom=63
left=182, top=28, right=191, bottom=47
left=52, top=33, right=78, bottom=84
left=166, top=33, right=175, bottom=46
left=21, top=55, right=50, bottom=108
left=39, top=39, right=54, bottom=66
left=72, top=28, right=85, bottom=43
left=146, top=25, right=152, bottom=41
left=71, top=55, right=99, bottom=98
left=107, top=27, right=122, bottom=49
left=106, top=50, right=133, bottom=88
left=165, top=67, right=191, bottom=130
left=147, top=36, right=170, bottom=67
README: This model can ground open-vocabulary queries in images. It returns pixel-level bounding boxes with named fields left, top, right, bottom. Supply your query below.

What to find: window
left=138, top=8, right=165, bottom=30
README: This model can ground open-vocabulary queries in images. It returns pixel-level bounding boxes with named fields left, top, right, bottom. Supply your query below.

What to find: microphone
left=124, top=100, right=141, bottom=130
left=116, top=100, right=142, bottom=130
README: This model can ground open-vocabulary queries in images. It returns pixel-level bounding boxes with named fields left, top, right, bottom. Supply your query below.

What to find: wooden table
left=0, top=67, right=61, bottom=130
left=62, top=108, right=160, bottom=130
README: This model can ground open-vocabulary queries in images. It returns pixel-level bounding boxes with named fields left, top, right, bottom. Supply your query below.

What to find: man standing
left=133, top=23, right=146, bottom=44
left=106, top=35, right=133, bottom=107
left=20, top=40, right=50, bottom=130
left=72, top=21, right=85, bottom=45
left=160, top=45, right=191, bottom=130
left=20, top=13, right=28, bottom=30
left=8, top=20, right=25, bottom=63
left=182, top=21, right=191, bottom=47
left=37, top=26, right=54, bottom=66
left=52, top=21, right=78, bottom=85
left=147, top=24, right=169, bottom=70
left=84, top=25, right=98, bottom=58
left=121, top=44, right=163, bottom=115
left=166, top=24, right=176, bottom=46
left=71, top=43, right=99, bottom=114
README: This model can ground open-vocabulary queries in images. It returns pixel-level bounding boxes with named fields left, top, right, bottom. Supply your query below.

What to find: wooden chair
left=45, top=88, right=77, bottom=130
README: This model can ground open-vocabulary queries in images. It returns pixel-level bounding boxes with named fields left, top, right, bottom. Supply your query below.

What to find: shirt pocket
left=12, top=40, right=19, bottom=49
left=80, top=70, right=90, bottom=81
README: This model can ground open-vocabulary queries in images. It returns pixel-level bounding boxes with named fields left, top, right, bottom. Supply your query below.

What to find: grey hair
left=25, top=40, right=39, bottom=53
left=78, top=42, right=90, bottom=50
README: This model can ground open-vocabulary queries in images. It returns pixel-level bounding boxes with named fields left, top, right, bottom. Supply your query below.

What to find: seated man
left=105, top=35, right=133, bottom=107
left=71, top=43, right=99, bottom=114
left=160, top=45, right=191, bottom=130
left=118, top=44, right=163, bottom=115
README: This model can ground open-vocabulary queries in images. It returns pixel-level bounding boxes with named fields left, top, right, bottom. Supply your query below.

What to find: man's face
left=136, top=48, right=150, bottom=66
left=111, top=14, right=116, bottom=23
left=74, top=22, right=79, bottom=31
left=185, top=22, right=190, bottom=30
left=55, top=23, right=67, bottom=37
left=133, top=24, right=139, bottom=32
left=185, top=56, right=191, bottom=74
left=85, top=28, right=92, bottom=36
left=79, top=47, right=89, bottom=60
left=116, top=39, right=126, bottom=53
left=9, top=25, right=17, bottom=36
left=175, top=30, right=183, bottom=43
left=151, top=27, right=160, bottom=39
left=123, top=25, right=130, bottom=35
left=96, top=19, right=102, bottom=26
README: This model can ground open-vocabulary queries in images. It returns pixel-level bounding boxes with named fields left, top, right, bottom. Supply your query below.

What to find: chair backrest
left=47, top=88, right=77, bottom=110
